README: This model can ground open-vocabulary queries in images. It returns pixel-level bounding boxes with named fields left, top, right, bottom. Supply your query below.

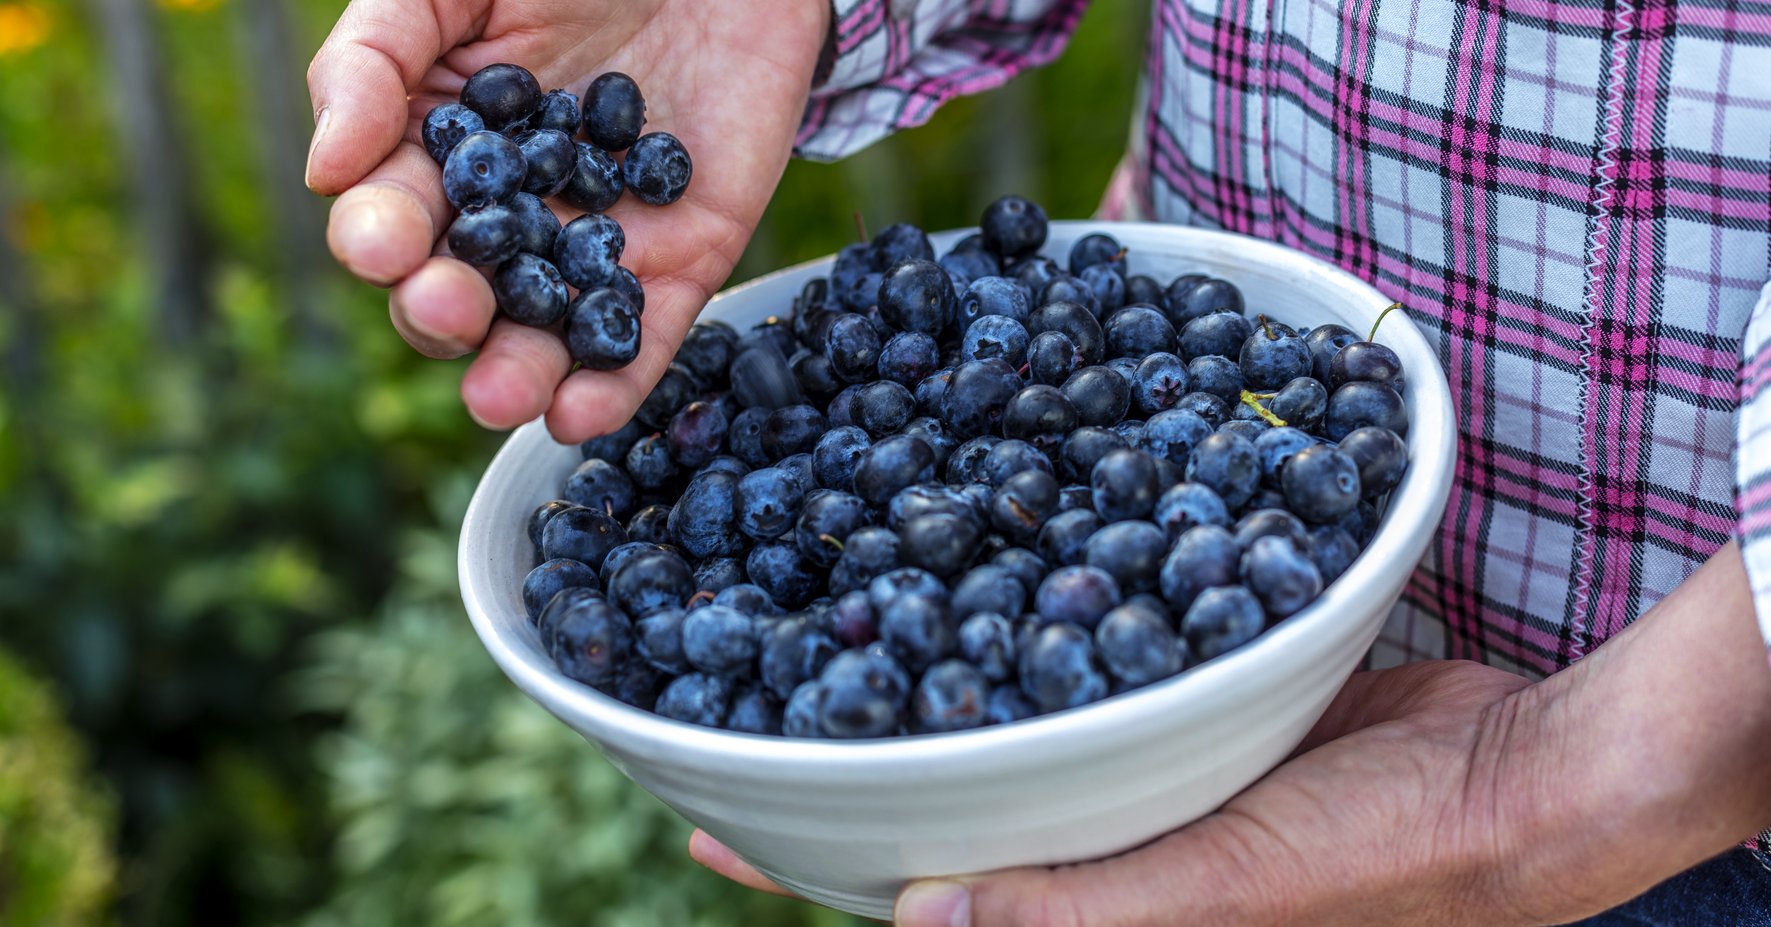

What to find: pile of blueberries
left=424, top=64, right=693, bottom=371
left=520, top=195, right=1412, bottom=739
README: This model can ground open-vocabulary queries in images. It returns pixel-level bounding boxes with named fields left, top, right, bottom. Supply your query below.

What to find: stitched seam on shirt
left=1567, top=0, right=1636, bottom=661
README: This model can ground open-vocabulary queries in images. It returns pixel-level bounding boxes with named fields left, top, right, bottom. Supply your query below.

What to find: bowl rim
left=459, top=220, right=1457, bottom=771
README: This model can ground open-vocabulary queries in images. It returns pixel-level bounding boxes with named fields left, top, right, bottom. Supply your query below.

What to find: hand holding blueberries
left=306, top=0, right=830, bottom=441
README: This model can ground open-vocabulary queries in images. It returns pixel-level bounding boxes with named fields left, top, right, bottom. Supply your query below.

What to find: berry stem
left=1368, top=302, right=1402, bottom=342
left=1239, top=390, right=1288, bottom=427
left=1257, top=314, right=1274, bottom=339
left=819, top=533, right=844, bottom=551
left=853, top=211, right=869, bottom=244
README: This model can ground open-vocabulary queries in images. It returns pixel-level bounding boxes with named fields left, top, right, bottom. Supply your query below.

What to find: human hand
left=306, top=0, right=829, bottom=442
left=689, top=660, right=1594, bottom=926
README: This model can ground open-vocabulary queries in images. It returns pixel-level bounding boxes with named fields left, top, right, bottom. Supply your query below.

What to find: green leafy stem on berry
left=1239, top=390, right=1287, bottom=427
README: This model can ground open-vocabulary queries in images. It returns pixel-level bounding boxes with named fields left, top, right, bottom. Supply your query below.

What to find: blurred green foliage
left=0, top=0, right=1144, bottom=923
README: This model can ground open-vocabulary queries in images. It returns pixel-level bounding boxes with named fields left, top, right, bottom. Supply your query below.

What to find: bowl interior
left=458, top=220, right=1457, bottom=774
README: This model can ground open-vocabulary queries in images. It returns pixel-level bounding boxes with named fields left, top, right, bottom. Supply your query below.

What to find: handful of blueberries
left=520, top=195, right=1412, bottom=739
left=424, top=64, right=693, bottom=371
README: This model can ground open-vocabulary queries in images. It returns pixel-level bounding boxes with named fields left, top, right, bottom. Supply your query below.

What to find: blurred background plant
left=0, top=1, right=1144, bottom=923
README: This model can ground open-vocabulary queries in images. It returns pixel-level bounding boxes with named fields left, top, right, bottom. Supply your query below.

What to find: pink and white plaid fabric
left=800, top=0, right=1771, bottom=851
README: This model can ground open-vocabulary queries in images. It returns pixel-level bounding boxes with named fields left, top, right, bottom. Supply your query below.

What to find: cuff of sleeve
left=1734, top=278, right=1771, bottom=662
left=796, top=0, right=1085, bottom=162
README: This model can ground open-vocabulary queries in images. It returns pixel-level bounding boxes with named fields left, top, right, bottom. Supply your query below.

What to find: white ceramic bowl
left=459, top=221, right=1456, bottom=920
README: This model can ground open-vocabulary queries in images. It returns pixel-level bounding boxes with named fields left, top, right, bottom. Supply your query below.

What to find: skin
left=691, top=543, right=1771, bottom=926
left=306, top=0, right=829, bottom=442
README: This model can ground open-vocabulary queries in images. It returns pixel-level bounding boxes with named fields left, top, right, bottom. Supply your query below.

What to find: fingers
left=543, top=275, right=711, bottom=443
left=305, top=0, right=485, bottom=193
left=389, top=256, right=495, bottom=358
left=326, top=142, right=452, bottom=286
left=460, top=318, right=574, bottom=429
left=687, top=830, right=795, bottom=897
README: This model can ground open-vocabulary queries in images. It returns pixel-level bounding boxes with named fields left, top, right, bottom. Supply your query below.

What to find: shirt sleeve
left=796, top=0, right=1089, bottom=162
left=1736, top=280, right=1771, bottom=661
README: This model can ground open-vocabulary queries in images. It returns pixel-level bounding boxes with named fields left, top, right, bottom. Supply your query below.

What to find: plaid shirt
left=801, top=0, right=1771, bottom=852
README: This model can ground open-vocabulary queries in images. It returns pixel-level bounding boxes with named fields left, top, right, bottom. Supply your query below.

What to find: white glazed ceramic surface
left=459, top=221, right=1457, bottom=920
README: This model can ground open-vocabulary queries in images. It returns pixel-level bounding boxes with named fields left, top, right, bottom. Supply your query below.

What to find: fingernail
left=305, top=106, right=331, bottom=191
left=895, top=880, right=970, bottom=927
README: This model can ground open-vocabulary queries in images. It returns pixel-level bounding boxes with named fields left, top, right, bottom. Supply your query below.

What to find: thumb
left=305, top=0, right=485, bottom=194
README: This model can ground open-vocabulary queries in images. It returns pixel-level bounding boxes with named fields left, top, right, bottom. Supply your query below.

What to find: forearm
left=1488, top=542, right=1771, bottom=920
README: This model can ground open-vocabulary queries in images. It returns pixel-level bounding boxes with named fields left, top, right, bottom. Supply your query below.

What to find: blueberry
left=608, top=548, right=693, bottom=616
left=817, top=647, right=910, bottom=738
left=558, top=141, right=624, bottom=213
left=828, top=590, right=878, bottom=648
left=447, top=203, right=523, bottom=266
left=1123, top=274, right=1163, bottom=307
left=1168, top=277, right=1243, bottom=329
left=1174, top=391, right=1230, bottom=428
left=901, top=418, right=958, bottom=472
left=961, top=314, right=1031, bottom=367
left=678, top=322, right=738, bottom=386
left=1040, top=275, right=1102, bottom=318
left=1178, top=311, right=1254, bottom=361
left=1186, top=432, right=1260, bottom=510
left=941, top=359, right=1021, bottom=438
left=1104, top=305, right=1175, bottom=358
left=822, top=312, right=883, bottom=384
left=460, top=63, right=541, bottom=130
left=527, top=500, right=577, bottom=548
left=711, top=583, right=780, bottom=618
left=1240, top=325, right=1312, bottom=390
left=670, top=471, right=745, bottom=558
left=693, top=557, right=747, bottom=594
left=1338, top=426, right=1408, bottom=496
left=493, top=253, right=569, bottom=326
left=986, top=684, right=1039, bottom=724
left=877, top=331, right=940, bottom=386
left=1281, top=444, right=1363, bottom=524
left=830, top=526, right=900, bottom=595
left=730, top=344, right=802, bottom=412
left=442, top=130, right=524, bottom=208
left=1027, top=330, right=1082, bottom=386
left=565, top=288, right=642, bottom=370
left=564, top=457, right=638, bottom=521
left=1329, top=341, right=1406, bottom=392
left=611, top=664, right=666, bottom=711
left=1034, top=564, right=1121, bottom=629
left=1181, top=585, right=1265, bottom=660
left=580, top=420, right=644, bottom=462
left=1019, top=622, right=1108, bottom=712
left=811, top=426, right=871, bottom=492
left=622, top=131, right=693, bottom=205
left=1307, top=524, right=1361, bottom=583
left=1218, top=420, right=1269, bottom=442
left=913, top=368, right=954, bottom=417
left=986, top=548, right=1043, bottom=599
left=666, top=401, right=728, bottom=469
left=523, top=557, right=601, bottom=622
left=852, top=381, right=912, bottom=437
left=1078, top=264, right=1127, bottom=315
left=1037, top=508, right=1103, bottom=567
left=989, top=469, right=1060, bottom=546
left=745, top=540, right=823, bottom=609
left=912, top=659, right=989, bottom=733
left=1325, top=380, right=1409, bottom=440
left=1269, top=376, right=1328, bottom=431
left=949, top=561, right=1027, bottom=621
left=1232, top=508, right=1309, bottom=550
left=1187, top=355, right=1244, bottom=403
left=980, top=195, right=1048, bottom=259
left=507, top=192, right=562, bottom=257
left=681, top=605, right=758, bottom=675
left=726, top=685, right=784, bottom=735
left=1001, top=385, right=1079, bottom=451
left=1029, top=301, right=1105, bottom=366
left=796, top=490, right=871, bottom=566
left=879, top=259, right=956, bottom=334
left=1241, top=534, right=1323, bottom=617
left=623, top=433, right=677, bottom=490
left=733, top=466, right=804, bottom=541
left=581, top=72, right=647, bottom=150
left=791, top=350, right=843, bottom=404
left=869, top=222, right=935, bottom=270
left=978, top=438, right=1054, bottom=486
left=941, top=248, right=998, bottom=288
left=514, top=128, right=576, bottom=197
left=553, top=213, right=625, bottom=290
left=422, top=102, right=485, bottom=164
left=852, top=435, right=935, bottom=506
left=1090, top=448, right=1161, bottom=522
left=759, top=404, right=826, bottom=459
left=960, top=276, right=1033, bottom=329
left=951, top=611, right=1013, bottom=682
left=1305, top=323, right=1362, bottom=383
left=1253, top=426, right=1317, bottom=487
left=1083, top=520, right=1167, bottom=594
left=760, top=617, right=841, bottom=699
left=783, top=680, right=826, bottom=737
left=896, top=511, right=982, bottom=578
left=549, top=592, right=633, bottom=687
left=1159, top=524, right=1241, bottom=613
left=1161, top=273, right=1207, bottom=324
left=1052, top=426, right=1123, bottom=484
left=945, top=435, right=1000, bottom=484
left=541, top=506, right=628, bottom=567
left=866, top=566, right=945, bottom=613
left=1096, top=601, right=1185, bottom=686
left=527, top=88, right=581, bottom=134
left=626, top=504, right=674, bottom=544
left=655, top=672, right=732, bottom=727
left=886, top=484, right=976, bottom=530
left=635, top=606, right=690, bottom=674
left=1053, top=367, right=1126, bottom=429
